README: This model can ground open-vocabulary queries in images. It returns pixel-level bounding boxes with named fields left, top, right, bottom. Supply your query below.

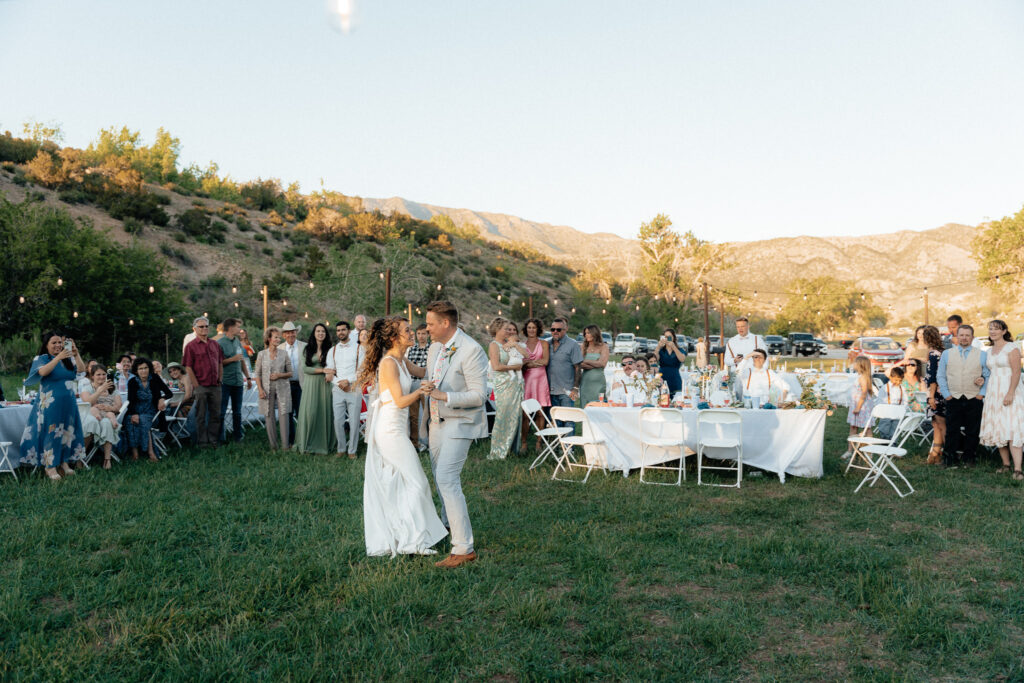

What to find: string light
left=233, top=301, right=239, bottom=308
left=497, top=295, right=502, bottom=301
left=282, top=300, right=288, bottom=306
left=553, top=299, right=558, bottom=304
left=203, top=312, right=208, bottom=317
left=570, top=307, right=576, bottom=313
left=129, top=319, right=134, bottom=326
left=18, top=296, right=24, bottom=304
left=56, top=277, right=63, bottom=286
left=437, top=284, right=442, bottom=291
left=148, top=285, right=155, bottom=294
left=169, top=318, right=174, bottom=324
left=304, top=312, right=309, bottom=318
left=602, top=309, right=606, bottom=314
left=309, top=281, right=315, bottom=289
left=379, top=272, right=384, bottom=280
left=232, top=286, right=237, bottom=294
left=73, top=311, right=78, bottom=318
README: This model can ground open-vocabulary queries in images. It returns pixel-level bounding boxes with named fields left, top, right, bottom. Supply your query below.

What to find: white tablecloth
left=583, top=406, right=826, bottom=482
left=0, top=405, right=32, bottom=465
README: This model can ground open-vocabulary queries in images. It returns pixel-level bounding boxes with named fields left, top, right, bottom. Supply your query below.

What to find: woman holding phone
left=656, top=327, right=687, bottom=396
left=19, top=331, right=87, bottom=480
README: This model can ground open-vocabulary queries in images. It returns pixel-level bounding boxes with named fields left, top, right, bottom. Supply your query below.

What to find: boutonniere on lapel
left=444, top=345, right=458, bottom=360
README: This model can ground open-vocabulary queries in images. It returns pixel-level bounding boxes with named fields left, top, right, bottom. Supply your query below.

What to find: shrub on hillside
left=240, top=178, right=283, bottom=211
left=0, top=133, right=40, bottom=164
left=58, top=187, right=91, bottom=204
left=253, top=233, right=267, bottom=242
left=261, top=247, right=275, bottom=256
left=177, top=208, right=212, bottom=238
left=104, top=192, right=170, bottom=226
left=123, top=217, right=144, bottom=235
left=234, top=216, right=252, bottom=231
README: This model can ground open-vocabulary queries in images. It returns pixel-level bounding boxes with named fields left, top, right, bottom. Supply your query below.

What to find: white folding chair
left=696, top=409, right=743, bottom=488
left=910, top=392, right=933, bottom=446
left=550, top=407, right=608, bottom=483
left=241, top=386, right=263, bottom=428
left=108, top=401, right=128, bottom=464
left=638, top=408, right=695, bottom=486
left=521, top=399, right=571, bottom=470
left=0, top=442, right=17, bottom=480
left=856, top=412, right=925, bottom=497
left=150, top=410, right=169, bottom=458
left=76, top=401, right=94, bottom=468
left=845, top=404, right=906, bottom=475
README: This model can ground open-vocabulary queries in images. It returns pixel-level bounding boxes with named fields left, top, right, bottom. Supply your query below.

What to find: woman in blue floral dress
left=20, top=331, right=87, bottom=480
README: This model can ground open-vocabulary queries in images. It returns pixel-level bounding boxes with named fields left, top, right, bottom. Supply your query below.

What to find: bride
left=359, top=316, right=448, bottom=556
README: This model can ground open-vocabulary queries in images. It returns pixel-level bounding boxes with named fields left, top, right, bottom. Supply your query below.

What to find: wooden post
left=384, top=268, right=392, bottom=315
left=262, top=285, right=269, bottom=332
left=719, top=300, right=726, bottom=368
left=702, top=283, right=709, bottom=348
left=923, top=287, right=929, bottom=325
left=407, top=302, right=413, bottom=324
left=528, top=295, right=533, bottom=319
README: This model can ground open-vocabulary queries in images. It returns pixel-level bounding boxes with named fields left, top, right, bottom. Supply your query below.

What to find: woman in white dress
left=358, top=316, right=448, bottom=556
left=978, top=320, right=1024, bottom=480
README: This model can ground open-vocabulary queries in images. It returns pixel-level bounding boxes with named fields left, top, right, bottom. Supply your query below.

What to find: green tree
left=0, top=199, right=185, bottom=358
left=972, top=203, right=1024, bottom=295
left=21, top=120, right=65, bottom=144
left=776, top=276, right=886, bottom=335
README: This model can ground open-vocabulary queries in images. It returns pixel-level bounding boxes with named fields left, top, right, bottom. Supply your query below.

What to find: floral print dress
left=19, top=354, right=86, bottom=468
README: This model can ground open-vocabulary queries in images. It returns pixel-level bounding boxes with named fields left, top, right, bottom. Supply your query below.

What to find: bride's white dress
left=363, top=356, right=448, bottom=556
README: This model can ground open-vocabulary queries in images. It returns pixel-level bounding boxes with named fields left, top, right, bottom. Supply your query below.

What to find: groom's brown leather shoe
left=435, top=551, right=477, bottom=568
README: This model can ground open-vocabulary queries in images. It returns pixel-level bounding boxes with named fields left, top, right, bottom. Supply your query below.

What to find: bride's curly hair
left=357, top=316, right=408, bottom=389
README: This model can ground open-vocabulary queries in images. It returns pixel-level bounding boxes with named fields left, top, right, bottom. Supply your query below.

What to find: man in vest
left=936, top=324, right=990, bottom=469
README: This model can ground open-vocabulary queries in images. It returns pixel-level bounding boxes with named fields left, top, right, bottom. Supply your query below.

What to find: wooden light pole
left=702, top=282, right=710, bottom=347
left=384, top=268, right=392, bottom=315
left=262, top=285, right=269, bottom=332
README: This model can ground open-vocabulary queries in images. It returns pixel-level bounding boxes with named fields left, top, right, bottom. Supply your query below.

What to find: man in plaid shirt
left=406, top=323, right=431, bottom=449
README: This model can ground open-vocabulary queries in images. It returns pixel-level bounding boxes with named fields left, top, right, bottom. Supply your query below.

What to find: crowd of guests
left=843, top=315, right=1024, bottom=479
left=15, top=307, right=1024, bottom=482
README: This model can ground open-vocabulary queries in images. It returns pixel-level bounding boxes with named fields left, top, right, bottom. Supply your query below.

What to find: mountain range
left=361, top=196, right=988, bottom=321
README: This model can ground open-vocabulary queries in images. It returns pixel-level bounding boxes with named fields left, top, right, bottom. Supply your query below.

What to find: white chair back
left=697, top=409, right=741, bottom=444
left=869, top=403, right=906, bottom=422
left=77, top=401, right=91, bottom=423
left=550, top=407, right=600, bottom=441
left=639, top=407, right=683, bottom=439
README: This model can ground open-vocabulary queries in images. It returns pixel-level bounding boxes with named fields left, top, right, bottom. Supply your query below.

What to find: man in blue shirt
left=936, top=324, right=989, bottom=468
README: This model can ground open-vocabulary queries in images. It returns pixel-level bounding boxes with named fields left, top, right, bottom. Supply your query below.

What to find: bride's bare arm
left=380, top=357, right=429, bottom=410
left=404, top=357, right=426, bottom=379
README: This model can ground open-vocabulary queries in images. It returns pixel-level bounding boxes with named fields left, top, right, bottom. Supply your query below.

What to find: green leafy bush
left=234, top=242, right=248, bottom=250
left=58, top=188, right=91, bottom=204
left=261, top=246, right=275, bottom=256
left=253, top=233, right=267, bottom=242
left=123, top=217, right=144, bottom=235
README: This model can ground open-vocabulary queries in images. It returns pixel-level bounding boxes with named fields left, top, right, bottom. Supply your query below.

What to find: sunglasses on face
left=195, top=325, right=209, bottom=329
left=551, top=328, right=565, bottom=332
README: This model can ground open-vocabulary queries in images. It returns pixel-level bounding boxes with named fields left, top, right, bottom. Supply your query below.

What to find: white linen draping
left=0, top=405, right=33, bottom=465
left=583, top=406, right=826, bottom=482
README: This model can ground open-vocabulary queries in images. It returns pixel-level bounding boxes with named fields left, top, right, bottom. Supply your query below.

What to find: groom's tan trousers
left=428, top=424, right=474, bottom=556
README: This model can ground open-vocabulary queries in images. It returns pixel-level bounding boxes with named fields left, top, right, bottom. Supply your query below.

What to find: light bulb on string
left=497, top=310, right=502, bottom=315
left=476, top=315, right=480, bottom=320
left=309, top=281, right=314, bottom=289
left=553, top=299, right=558, bottom=305
left=148, top=285, right=155, bottom=294
left=436, top=284, right=442, bottom=291
left=169, top=318, right=174, bottom=324
left=543, top=303, right=548, bottom=308
left=282, top=300, right=288, bottom=306
left=304, top=312, right=309, bottom=318
left=203, top=312, right=208, bottom=317
left=73, top=311, right=78, bottom=318
left=996, top=275, right=1001, bottom=284
left=57, top=277, right=63, bottom=286
left=379, top=272, right=384, bottom=280
left=605, top=299, right=610, bottom=305
left=129, top=319, right=134, bottom=326
left=233, top=301, right=239, bottom=308
left=602, top=309, right=606, bottom=314
left=497, top=295, right=502, bottom=301
left=571, top=307, right=576, bottom=313
left=18, top=296, right=25, bottom=304
left=232, top=286, right=237, bottom=294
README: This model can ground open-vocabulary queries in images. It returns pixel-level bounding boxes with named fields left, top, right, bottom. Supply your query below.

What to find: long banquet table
left=583, top=406, right=826, bottom=482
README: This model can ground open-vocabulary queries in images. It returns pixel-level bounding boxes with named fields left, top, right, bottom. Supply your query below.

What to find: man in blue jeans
left=546, top=317, right=583, bottom=427
left=218, top=317, right=253, bottom=443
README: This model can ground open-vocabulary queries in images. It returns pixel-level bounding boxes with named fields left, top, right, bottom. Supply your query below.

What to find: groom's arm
left=444, top=345, right=489, bottom=409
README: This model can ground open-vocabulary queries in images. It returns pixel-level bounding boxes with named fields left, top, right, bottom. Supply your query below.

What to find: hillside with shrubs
left=0, top=125, right=578, bottom=368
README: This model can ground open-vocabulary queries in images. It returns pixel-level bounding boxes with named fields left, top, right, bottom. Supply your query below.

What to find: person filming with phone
left=655, top=327, right=687, bottom=397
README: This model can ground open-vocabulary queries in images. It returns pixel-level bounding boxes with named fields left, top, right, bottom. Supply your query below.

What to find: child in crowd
left=843, top=356, right=878, bottom=457
left=875, top=365, right=908, bottom=440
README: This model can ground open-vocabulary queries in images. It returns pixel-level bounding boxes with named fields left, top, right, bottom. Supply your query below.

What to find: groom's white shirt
left=427, top=328, right=489, bottom=439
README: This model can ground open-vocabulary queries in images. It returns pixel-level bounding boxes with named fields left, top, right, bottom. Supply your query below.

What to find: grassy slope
left=0, top=167, right=578, bottom=339
left=0, top=408, right=1021, bottom=681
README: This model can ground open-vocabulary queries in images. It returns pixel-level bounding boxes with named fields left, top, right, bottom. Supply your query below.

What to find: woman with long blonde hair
left=842, top=355, right=877, bottom=457
left=358, top=316, right=447, bottom=557
left=487, top=317, right=525, bottom=460
left=579, top=324, right=609, bottom=406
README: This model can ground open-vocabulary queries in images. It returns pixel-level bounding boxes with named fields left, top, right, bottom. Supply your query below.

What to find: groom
left=423, top=300, right=489, bottom=568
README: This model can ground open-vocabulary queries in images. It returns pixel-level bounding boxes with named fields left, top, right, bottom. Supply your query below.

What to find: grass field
left=1, top=401, right=1023, bottom=680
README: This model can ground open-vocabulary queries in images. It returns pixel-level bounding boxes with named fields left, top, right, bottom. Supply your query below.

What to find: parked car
left=812, top=338, right=828, bottom=356
left=602, top=332, right=613, bottom=346
left=839, top=339, right=855, bottom=349
left=847, top=337, right=905, bottom=370
left=613, top=333, right=636, bottom=354
left=764, top=335, right=786, bottom=355
left=677, top=335, right=696, bottom=353
left=634, top=337, right=650, bottom=354
left=787, top=332, right=818, bottom=357
left=539, top=332, right=552, bottom=341
left=707, top=335, right=724, bottom=355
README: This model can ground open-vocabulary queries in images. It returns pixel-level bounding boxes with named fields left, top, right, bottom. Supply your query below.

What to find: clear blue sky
left=2, top=0, right=1023, bottom=242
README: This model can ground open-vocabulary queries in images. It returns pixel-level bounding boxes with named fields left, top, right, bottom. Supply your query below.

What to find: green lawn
left=1, top=408, right=1022, bottom=681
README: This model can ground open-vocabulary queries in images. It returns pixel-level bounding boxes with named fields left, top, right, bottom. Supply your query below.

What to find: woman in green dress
left=487, top=317, right=525, bottom=460
left=294, top=323, right=338, bottom=455
left=579, top=324, right=609, bottom=406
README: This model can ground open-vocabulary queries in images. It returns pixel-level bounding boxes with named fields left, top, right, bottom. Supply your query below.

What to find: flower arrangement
left=795, top=374, right=836, bottom=414
left=627, top=372, right=663, bottom=401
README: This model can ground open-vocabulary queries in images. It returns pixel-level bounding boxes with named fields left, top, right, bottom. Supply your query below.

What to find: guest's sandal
left=996, top=466, right=1011, bottom=474
left=1014, top=470, right=1024, bottom=481
left=45, top=468, right=61, bottom=481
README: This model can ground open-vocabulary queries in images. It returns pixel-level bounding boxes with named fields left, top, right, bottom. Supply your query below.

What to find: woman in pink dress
left=521, top=318, right=550, bottom=445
